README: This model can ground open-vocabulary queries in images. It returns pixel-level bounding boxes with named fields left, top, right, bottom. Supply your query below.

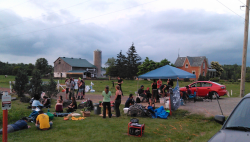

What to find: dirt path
left=178, top=97, right=241, bottom=117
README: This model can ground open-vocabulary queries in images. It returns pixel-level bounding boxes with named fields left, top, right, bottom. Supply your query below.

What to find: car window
left=191, top=82, right=201, bottom=87
left=224, top=98, right=250, bottom=128
left=201, top=82, right=212, bottom=87
left=190, top=83, right=196, bottom=87
left=211, top=82, right=221, bottom=85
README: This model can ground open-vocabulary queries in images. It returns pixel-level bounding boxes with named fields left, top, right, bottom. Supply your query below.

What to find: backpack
left=136, top=97, right=141, bottom=103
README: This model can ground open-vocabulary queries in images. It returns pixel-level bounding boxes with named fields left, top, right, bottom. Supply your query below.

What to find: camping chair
left=188, top=91, right=196, bottom=103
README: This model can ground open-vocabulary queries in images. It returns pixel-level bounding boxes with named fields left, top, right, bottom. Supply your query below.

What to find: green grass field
left=1, top=75, right=248, bottom=97
left=0, top=98, right=222, bottom=142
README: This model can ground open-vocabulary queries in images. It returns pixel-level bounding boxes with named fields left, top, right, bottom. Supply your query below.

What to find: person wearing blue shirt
left=0, top=117, right=30, bottom=134
left=125, top=94, right=134, bottom=108
left=32, top=95, right=43, bottom=111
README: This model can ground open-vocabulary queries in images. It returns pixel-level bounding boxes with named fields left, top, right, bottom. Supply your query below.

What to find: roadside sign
left=2, top=92, right=11, bottom=110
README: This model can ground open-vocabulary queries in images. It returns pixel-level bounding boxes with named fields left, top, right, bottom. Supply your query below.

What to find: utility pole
left=240, top=0, right=250, bottom=97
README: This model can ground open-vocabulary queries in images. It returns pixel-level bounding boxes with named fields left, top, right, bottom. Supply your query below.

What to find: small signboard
left=2, top=92, right=11, bottom=110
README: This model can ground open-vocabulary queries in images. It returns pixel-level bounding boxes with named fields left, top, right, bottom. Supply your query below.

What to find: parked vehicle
left=208, top=93, right=250, bottom=142
left=179, top=81, right=227, bottom=98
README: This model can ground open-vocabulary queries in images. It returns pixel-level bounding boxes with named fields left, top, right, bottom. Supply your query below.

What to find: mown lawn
left=0, top=75, right=248, bottom=97
left=0, top=98, right=222, bottom=142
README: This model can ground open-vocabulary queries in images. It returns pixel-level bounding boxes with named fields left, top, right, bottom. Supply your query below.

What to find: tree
left=115, top=51, right=127, bottom=78
left=105, top=57, right=117, bottom=77
left=35, top=58, right=49, bottom=75
left=12, top=69, right=29, bottom=98
left=137, top=57, right=156, bottom=75
left=211, top=61, right=223, bottom=77
left=27, top=69, right=43, bottom=98
left=205, top=71, right=210, bottom=81
left=44, top=75, right=58, bottom=98
left=126, top=43, right=141, bottom=79
left=138, top=58, right=173, bottom=75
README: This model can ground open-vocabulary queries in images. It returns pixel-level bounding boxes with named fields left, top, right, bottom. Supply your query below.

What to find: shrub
left=210, top=78, right=220, bottom=82
left=184, top=78, right=190, bottom=82
left=12, top=69, right=29, bottom=98
left=44, top=75, right=58, bottom=98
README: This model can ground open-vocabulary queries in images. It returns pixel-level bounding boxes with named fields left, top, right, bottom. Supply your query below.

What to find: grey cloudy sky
left=0, top=0, right=249, bottom=66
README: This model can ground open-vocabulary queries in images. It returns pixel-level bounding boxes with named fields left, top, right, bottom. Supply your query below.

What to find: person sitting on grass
left=67, top=97, right=77, bottom=113
left=36, top=110, right=53, bottom=130
left=138, top=85, right=147, bottom=102
left=147, top=99, right=155, bottom=109
left=125, top=94, right=134, bottom=108
left=32, top=94, right=43, bottom=111
left=42, top=96, right=51, bottom=108
left=55, top=100, right=63, bottom=113
left=59, top=95, right=63, bottom=104
left=0, top=117, right=31, bottom=134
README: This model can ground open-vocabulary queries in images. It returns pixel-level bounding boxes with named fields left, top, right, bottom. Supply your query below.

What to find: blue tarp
left=154, top=106, right=169, bottom=119
left=138, top=65, right=196, bottom=79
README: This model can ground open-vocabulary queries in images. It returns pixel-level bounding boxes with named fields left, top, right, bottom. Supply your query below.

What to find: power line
left=216, top=0, right=245, bottom=20
left=0, top=0, right=92, bottom=30
left=0, top=0, right=160, bottom=40
left=238, top=0, right=246, bottom=5
left=0, top=0, right=32, bottom=13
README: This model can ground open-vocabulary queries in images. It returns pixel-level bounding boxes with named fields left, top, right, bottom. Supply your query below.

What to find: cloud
left=0, top=7, right=248, bottom=67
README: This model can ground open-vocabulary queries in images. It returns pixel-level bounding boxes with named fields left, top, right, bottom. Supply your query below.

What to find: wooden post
left=240, top=0, right=250, bottom=97
left=2, top=110, right=8, bottom=142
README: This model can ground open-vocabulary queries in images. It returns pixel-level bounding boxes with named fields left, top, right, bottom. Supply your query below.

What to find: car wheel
left=212, top=92, right=219, bottom=99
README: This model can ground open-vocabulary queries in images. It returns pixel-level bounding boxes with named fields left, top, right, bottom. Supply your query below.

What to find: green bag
left=47, top=112, right=54, bottom=120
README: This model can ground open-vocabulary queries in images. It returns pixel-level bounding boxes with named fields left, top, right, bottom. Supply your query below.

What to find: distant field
left=0, top=75, right=249, bottom=97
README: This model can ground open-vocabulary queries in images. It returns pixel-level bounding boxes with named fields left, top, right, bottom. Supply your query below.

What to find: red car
left=179, top=81, right=227, bottom=98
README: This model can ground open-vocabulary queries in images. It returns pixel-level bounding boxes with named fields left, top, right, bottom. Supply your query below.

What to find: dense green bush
left=210, top=78, right=220, bottom=82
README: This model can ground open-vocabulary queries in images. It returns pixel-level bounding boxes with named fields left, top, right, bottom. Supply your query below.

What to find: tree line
left=0, top=58, right=53, bottom=76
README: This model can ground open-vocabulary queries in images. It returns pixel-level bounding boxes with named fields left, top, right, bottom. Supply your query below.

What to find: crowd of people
left=65, top=77, right=85, bottom=100
left=1, top=76, right=194, bottom=135
left=137, top=79, right=174, bottom=103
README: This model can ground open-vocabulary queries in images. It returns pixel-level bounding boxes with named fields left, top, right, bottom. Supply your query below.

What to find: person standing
left=167, top=79, right=174, bottom=88
left=65, top=78, right=70, bottom=100
left=151, top=79, right=158, bottom=103
left=82, top=79, right=85, bottom=99
left=76, top=78, right=80, bottom=97
left=102, top=86, right=112, bottom=118
left=115, top=76, right=123, bottom=96
left=0, top=117, right=30, bottom=134
left=69, top=78, right=75, bottom=100
left=114, top=85, right=122, bottom=117
left=157, top=79, right=162, bottom=89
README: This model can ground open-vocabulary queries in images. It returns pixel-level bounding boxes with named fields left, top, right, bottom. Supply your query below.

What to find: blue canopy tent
left=137, top=65, right=196, bottom=111
left=138, top=65, right=196, bottom=79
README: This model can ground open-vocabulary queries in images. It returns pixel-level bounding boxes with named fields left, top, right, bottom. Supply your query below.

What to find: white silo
left=93, top=49, right=102, bottom=77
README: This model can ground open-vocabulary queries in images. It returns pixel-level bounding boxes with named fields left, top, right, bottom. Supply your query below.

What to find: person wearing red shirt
left=157, top=79, right=162, bottom=89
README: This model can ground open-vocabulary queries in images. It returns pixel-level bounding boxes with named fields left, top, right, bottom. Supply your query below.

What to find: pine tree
left=28, top=69, right=43, bottom=98
left=126, top=43, right=141, bottom=79
left=44, top=74, right=58, bottom=98
left=115, top=50, right=127, bottom=78
left=12, top=68, right=29, bottom=98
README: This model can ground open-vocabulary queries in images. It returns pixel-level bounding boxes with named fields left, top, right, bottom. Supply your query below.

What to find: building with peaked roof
left=54, top=57, right=98, bottom=78
left=174, top=56, right=216, bottom=80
